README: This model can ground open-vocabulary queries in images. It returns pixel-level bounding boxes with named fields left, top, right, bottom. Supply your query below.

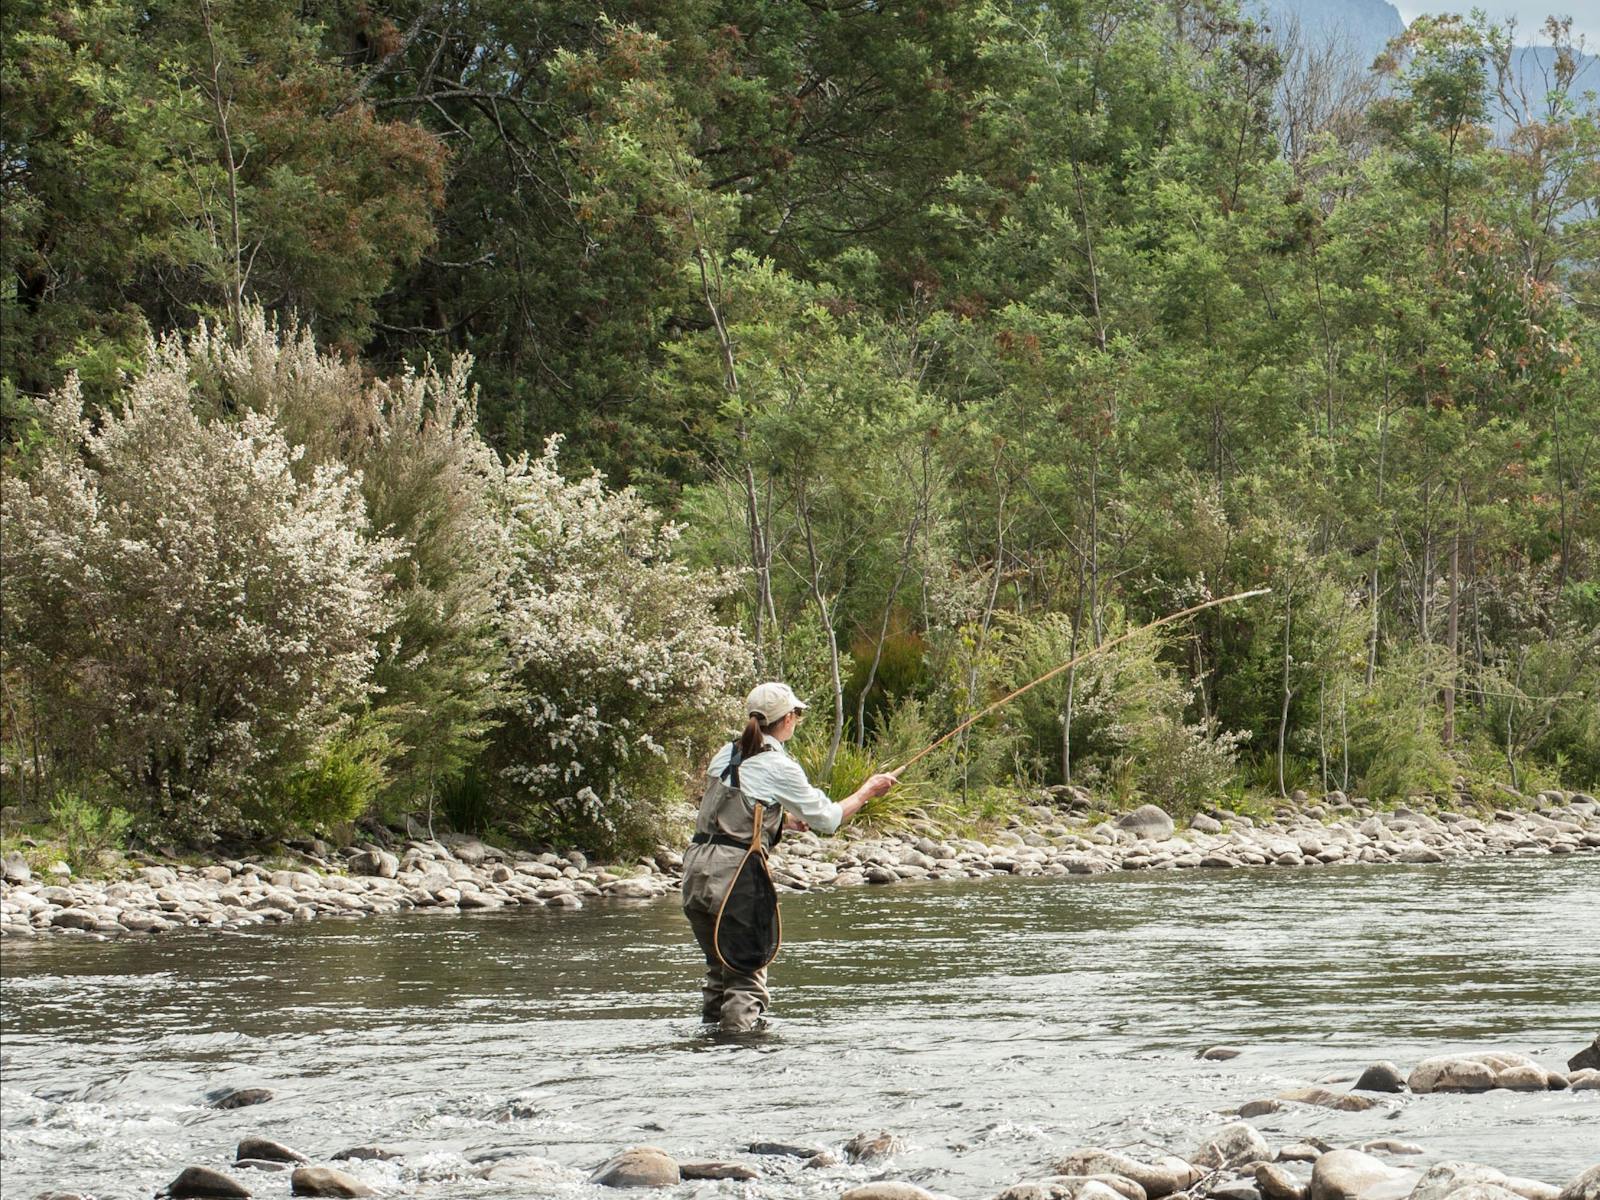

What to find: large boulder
left=589, top=1147, right=680, bottom=1188
left=1309, top=1150, right=1416, bottom=1200
left=2, top=850, right=31, bottom=883
left=1115, top=805, right=1175, bottom=840
left=1256, top=1164, right=1308, bottom=1200
left=288, top=1167, right=375, bottom=1197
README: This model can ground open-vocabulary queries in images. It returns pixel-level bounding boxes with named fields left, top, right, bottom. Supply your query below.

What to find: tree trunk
left=1443, top=482, right=1461, bottom=746
left=1278, top=587, right=1294, bottom=800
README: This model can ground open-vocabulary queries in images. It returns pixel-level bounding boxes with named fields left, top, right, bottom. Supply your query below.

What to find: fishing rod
left=892, top=587, right=1272, bottom=776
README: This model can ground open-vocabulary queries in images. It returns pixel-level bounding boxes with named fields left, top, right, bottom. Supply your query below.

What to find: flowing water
left=3, top=856, right=1598, bottom=1199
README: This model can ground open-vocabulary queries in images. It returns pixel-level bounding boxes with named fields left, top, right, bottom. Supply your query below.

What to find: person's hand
left=783, top=815, right=810, bottom=833
left=863, top=772, right=898, bottom=799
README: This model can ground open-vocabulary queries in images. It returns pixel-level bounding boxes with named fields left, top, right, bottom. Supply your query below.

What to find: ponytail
left=736, top=714, right=777, bottom=760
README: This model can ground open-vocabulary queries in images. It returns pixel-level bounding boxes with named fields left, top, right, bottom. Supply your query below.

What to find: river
left=2, top=856, right=1597, bottom=1198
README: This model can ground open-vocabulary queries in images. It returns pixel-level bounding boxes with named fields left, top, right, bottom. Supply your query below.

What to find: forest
left=3, top=0, right=1597, bottom=855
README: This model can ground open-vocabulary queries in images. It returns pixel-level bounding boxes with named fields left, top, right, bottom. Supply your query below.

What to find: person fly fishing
left=681, top=682, right=897, bottom=1032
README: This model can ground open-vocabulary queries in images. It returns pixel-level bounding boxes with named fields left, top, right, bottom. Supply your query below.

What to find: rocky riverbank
left=82, top=1038, right=1600, bottom=1200
left=3, top=789, right=1598, bottom=941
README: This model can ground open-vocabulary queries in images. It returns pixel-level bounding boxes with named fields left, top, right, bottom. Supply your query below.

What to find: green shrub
left=275, top=732, right=388, bottom=834
left=48, top=790, right=132, bottom=876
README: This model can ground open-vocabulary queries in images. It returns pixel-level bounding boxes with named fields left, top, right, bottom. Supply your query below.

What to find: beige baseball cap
left=746, top=681, right=808, bottom=724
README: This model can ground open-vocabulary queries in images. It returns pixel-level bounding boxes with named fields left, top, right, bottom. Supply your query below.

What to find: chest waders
left=689, top=745, right=784, bottom=975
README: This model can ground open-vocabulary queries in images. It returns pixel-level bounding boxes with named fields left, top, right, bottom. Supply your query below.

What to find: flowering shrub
left=0, top=345, right=389, bottom=836
left=495, top=438, right=750, bottom=851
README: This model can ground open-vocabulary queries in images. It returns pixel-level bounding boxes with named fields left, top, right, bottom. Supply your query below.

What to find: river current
left=2, top=856, right=1597, bottom=1197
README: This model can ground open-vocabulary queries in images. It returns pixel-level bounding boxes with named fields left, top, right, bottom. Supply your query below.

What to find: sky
left=1394, top=2, right=1600, bottom=46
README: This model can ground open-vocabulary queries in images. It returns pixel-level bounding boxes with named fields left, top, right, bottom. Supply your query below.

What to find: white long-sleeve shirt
left=705, top=735, right=845, bottom=835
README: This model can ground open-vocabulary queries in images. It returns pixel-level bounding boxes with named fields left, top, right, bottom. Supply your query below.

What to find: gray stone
left=1239, top=1099, right=1281, bottom=1118
left=1115, top=804, right=1175, bottom=840
left=1201, top=1045, right=1244, bottom=1060
left=288, top=1167, right=375, bottom=1197
left=51, top=909, right=99, bottom=930
left=1190, top=1122, right=1271, bottom=1170
left=1309, top=1150, right=1414, bottom=1200
left=1353, top=1062, right=1407, bottom=1092
left=1557, top=1166, right=1600, bottom=1200
left=842, top=1186, right=938, bottom=1200
left=1041, top=1174, right=1148, bottom=1200
left=1257, top=1164, right=1308, bottom=1200
left=844, top=1131, right=905, bottom=1163
left=679, top=1162, right=760, bottom=1181
left=330, top=1148, right=401, bottom=1163
left=1356, top=1141, right=1424, bottom=1157
left=236, top=1138, right=308, bottom=1164
left=590, top=1146, right=680, bottom=1188
left=747, top=1141, right=825, bottom=1158
left=349, top=850, right=398, bottom=879
left=3, top=850, right=31, bottom=883
left=166, top=1166, right=252, bottom=1198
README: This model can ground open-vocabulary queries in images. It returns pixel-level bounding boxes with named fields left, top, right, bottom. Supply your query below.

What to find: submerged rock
left=1200, top=1045, right=1244, bottom=1061
left=209, top=1087, right=273, bottom=1110
left=679, top=1162, right=760, bottom=1181
left=747, top=1141, right=825, bottom=1158
left=289, top=1166, right=375, bottom=1197
left=165, top=1166, right=252, bottom=1198
left=330, top=1148, right=401, bottom=1163
left=590, top=1146, right=680, bottom=1188
left=1277, top=1086, right=1378, bottom=1112
left=844, top=1131, right=905, bottom=1163
left=1049, top=1149, right=1190, bottom=1199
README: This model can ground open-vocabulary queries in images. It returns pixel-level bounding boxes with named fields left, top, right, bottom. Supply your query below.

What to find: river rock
left=844, top=1131, right=905, bottom=1163
left=1049, top=1150, right=1186, bottom=1198
left=748, top=1141, right=825, bottom=1158
left=237, top=1137, right=309, bottom=1164
left=209, top=1087, right=273, bottom=1109
left=1239, top=1099, right=1281, bottom=1118
left=330, top=1148, right=401, bottom=1163
left=166, top=1166, right=252, bottom=1198
left=1558, top=1166, right=1600, bottom=1200
left=1257, top=1164, right=1308, bottom=1200
left=1309, top=1150, right=1415, bottom=1200
left=1357, top=1141, right=1423, bottom=1157
left=349, top=850, right=398, bottom=879
left=3, top=850, right=31, bottom=883
left=1115, top=805, right=1175, bottom=840
left=1190, top=1122, right=1271, bottom=1170
left=1201, top=1045, right=1243, bottom=1060
left=1353, top=1062, right=1407, bottom=1092
left=679, top=1161, right=760, bottom=1181
left=1277, top=1086, right=1378, bottom=1112
left=605, top=878, right=658, bottom=899
left=842, top=1185, right=938, bottom=1200
left=590, top=1146, right=680, bottom=1187
left=1567, top=1036, right=1600, bottom=1073
left=289, top=1167, right=375, bottom=1197
left=1409, top=1051, right=1551, bottom=1092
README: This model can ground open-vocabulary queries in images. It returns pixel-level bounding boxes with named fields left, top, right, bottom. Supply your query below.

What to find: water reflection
left=2, top=858, right=1598, bottom=1199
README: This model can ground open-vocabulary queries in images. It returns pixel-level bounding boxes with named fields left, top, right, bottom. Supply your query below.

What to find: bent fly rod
left=892, top=587, right=1272, bottom=776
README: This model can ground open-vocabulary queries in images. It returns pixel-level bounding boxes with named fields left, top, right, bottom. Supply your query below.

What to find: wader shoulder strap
left=719, top=742, right=744, bottom=790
